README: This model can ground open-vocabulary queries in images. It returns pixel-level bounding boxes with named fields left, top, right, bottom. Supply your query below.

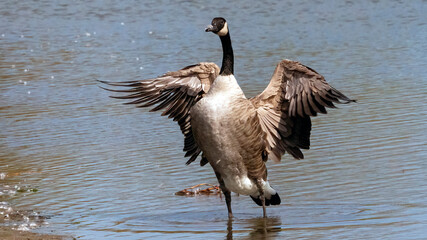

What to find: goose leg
left=256, top=180, right=267, bottom=218
left=261, top=194, right=266, bottom=218
left=224, top=189, right=233, bottom=218
left=215, top=171, right=233, bottom=218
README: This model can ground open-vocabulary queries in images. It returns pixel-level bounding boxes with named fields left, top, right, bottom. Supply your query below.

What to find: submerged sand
left=0, top=226, right=70, bottom=240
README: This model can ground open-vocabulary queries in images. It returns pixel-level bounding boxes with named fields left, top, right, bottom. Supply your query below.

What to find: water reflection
left=227, top=217, right=282, bottom=240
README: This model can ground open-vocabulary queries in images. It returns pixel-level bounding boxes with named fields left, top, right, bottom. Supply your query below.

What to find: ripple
left=1, top=0, right=426, bottom=239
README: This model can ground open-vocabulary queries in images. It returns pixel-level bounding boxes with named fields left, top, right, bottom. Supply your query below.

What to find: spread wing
left=250, top=59, right=355, bottom=162
left=99, top=62, right=220, bottom=165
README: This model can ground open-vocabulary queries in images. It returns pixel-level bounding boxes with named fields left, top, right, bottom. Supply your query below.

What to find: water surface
left=1, top=0, right=426, bottom=239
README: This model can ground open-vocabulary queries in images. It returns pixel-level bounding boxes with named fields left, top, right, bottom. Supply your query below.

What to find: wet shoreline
left=0, top=226, right=68, bottom=240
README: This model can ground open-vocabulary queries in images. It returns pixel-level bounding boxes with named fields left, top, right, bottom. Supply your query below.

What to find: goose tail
left=250, top=192, right=281, bottom=206
left=250, top=183, right=281, bottom=206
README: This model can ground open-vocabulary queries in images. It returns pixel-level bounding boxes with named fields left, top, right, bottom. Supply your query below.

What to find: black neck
left=219, top=32, right=234, bottom=76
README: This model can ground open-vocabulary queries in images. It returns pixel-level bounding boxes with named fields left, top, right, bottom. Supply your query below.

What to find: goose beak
left=205, top=25, right=215, bottom=32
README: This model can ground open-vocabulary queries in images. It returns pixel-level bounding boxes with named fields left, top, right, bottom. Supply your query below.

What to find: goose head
left=205, top=17, right=228, bottom=37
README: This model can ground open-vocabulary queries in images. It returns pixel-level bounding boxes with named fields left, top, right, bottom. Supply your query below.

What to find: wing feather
left=99, top=62, right=220, bottom=165
left=251, top=59, right=354, bottom=162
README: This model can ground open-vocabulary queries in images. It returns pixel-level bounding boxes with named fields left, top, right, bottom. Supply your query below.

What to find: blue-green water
left=1, top=0, right=426, bottom=239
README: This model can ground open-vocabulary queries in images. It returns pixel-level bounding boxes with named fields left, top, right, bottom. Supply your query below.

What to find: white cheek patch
left=217, top=22, right=228, bottom=36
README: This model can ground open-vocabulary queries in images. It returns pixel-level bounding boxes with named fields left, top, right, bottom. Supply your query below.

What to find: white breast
left=191, top=75, right=246, bottom=129
left=205, top=74, right=245, bottom=98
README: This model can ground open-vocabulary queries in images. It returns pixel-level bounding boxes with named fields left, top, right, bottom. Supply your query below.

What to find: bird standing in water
left=100, top=17, right=354, bottom=218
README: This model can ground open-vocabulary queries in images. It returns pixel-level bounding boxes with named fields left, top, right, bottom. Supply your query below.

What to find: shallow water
left=1, top=0, right=426, bottom=239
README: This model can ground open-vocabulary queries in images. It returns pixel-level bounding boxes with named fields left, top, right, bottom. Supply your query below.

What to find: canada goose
left=100, top=17, right=354, bottom=218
